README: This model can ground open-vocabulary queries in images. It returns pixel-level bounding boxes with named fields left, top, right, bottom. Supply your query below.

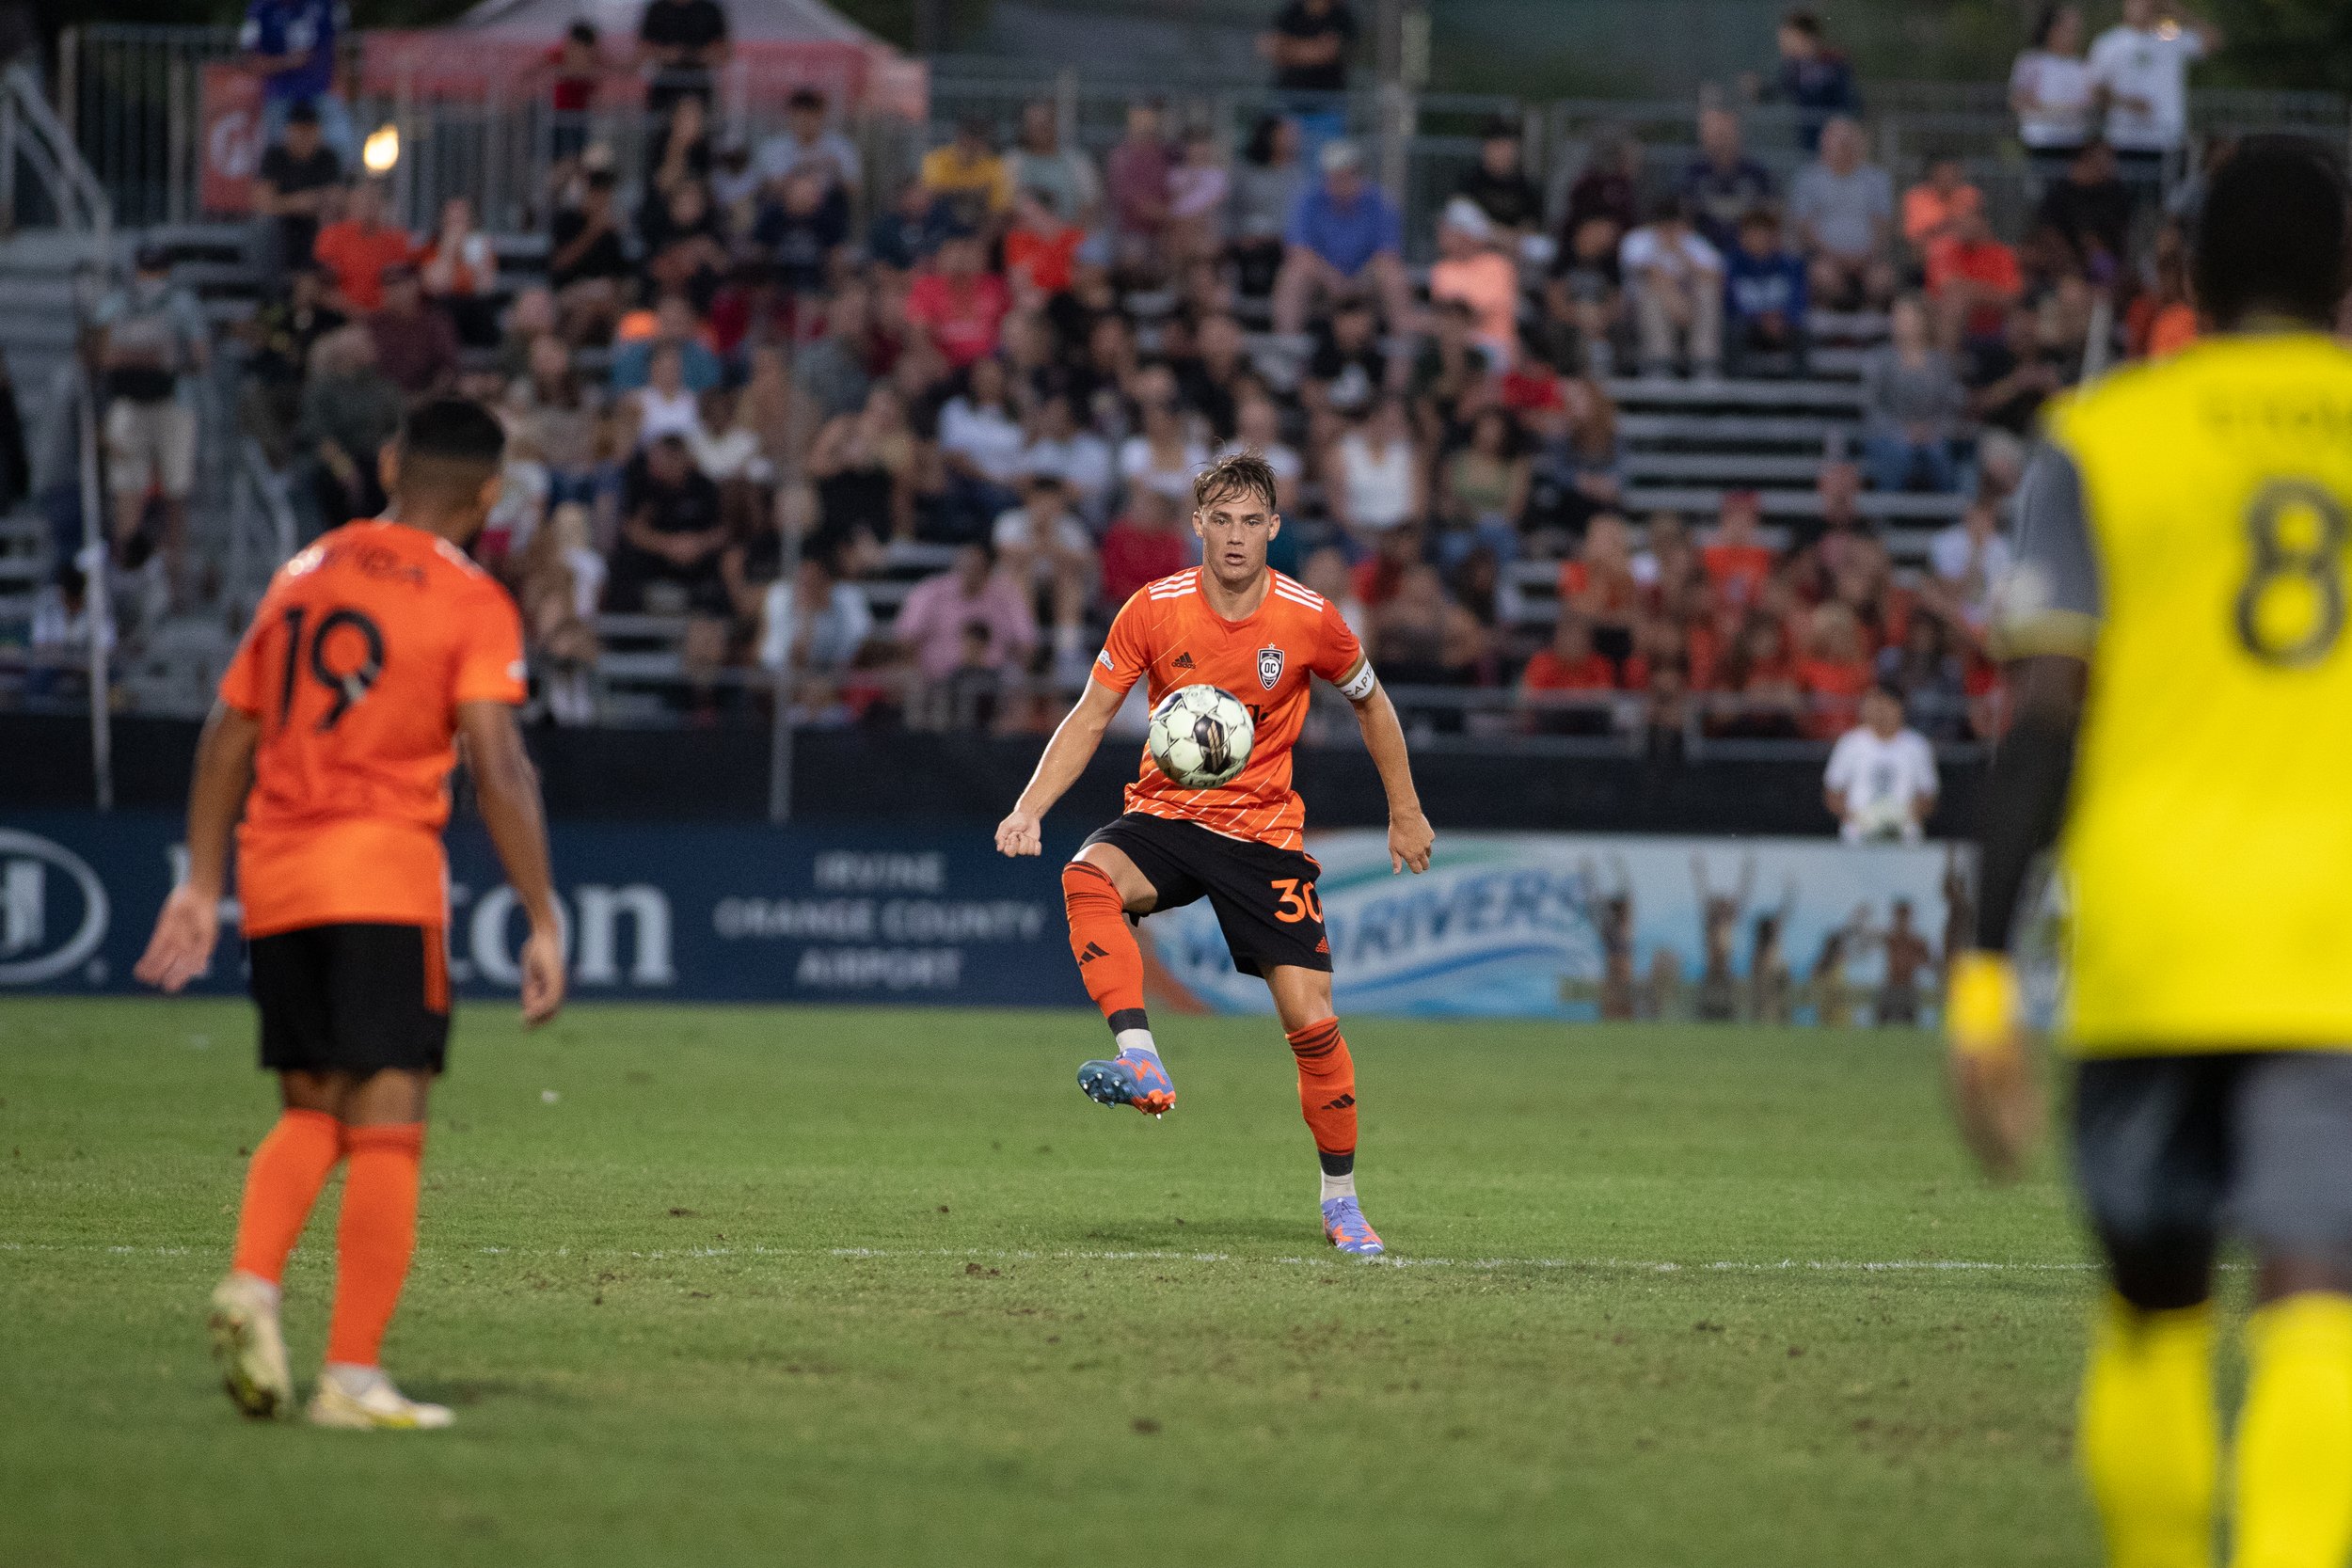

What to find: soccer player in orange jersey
left=135, top=399, right=564, bottom=1429
left=994, top=451, right=1434, bottom=1256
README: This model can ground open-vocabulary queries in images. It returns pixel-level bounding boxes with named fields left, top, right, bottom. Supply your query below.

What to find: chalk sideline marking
left=0, top=1239, right=2103, bottom=1275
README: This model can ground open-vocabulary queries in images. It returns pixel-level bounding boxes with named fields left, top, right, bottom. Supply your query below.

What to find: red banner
left=199, top=64, right=266, bottom=217
left=357, top=32, right=919, bottom=118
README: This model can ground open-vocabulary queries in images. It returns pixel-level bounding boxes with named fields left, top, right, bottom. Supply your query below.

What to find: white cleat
left=208, top=1272, right=294, bottom=1419
left=306, top=1366, right=454, bottom=1431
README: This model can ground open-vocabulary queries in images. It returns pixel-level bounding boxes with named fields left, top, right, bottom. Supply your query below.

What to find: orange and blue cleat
left=1076, top=1049, right=1176, bottom=1117
left=1321, top=1196, right=1384, bottom=1257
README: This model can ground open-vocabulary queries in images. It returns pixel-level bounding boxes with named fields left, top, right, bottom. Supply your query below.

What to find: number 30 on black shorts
left=1079, top=813, right=1333, bottom=978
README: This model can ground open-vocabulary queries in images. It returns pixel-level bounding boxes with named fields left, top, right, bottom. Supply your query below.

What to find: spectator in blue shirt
left=1273, top=139, right=1415, bottom=337
left=1764, top=9, right=1860, bottom=151
left=1677, top=107, right=1773, bottom=252
left=240, top=0, right=355, bottom=166
left=610, top=295, right=724, bottom=393
left=1723, top=208, right=1809, bottom=374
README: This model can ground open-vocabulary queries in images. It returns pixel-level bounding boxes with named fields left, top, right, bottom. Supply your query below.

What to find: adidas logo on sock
left=1172, top=652, right=1195, bottom=670
left=1076, top=942, right=1108, bottom=965
left=1322, top=1093, right=1356, bottom=1111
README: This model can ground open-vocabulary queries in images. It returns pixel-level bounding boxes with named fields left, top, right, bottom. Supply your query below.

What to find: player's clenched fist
left=1388, top=807, right=1434, bottom=875
left=995, top=809, right=1043, bottom=858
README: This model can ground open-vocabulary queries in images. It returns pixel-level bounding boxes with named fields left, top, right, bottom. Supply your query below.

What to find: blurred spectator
left=1021, top=393, right=1116, bottom=522
left=239, top=0, right=353, bottom=164
left=793, top=285, right=878, bottom=424
left=939, top=356, right=1029, bottom=540
left=1900, top=157, right=1982, bottom=276
left=1009, top=101, right=1103, bottom=228
left=1798, top=603, right=1874, bottom=739
left=1101, top=488, right=1191, bottom=605
left=1229, top=116, right=1308, bottom=298
left=2088, top=0, right=2220, bottom=185
left=1120, top=385, right=1211, bottom=506
left=1429, top=198, right=1518, bottom=365
left=1519, top=611, right=1618, bottom=734
left=924, top=117, right=1014, bottom=234
left=1436, top=406, right=1527, bottom=565
left=993, top=474, right=1096, bottom=687
left=2035, top=139, right=2135, bottom=280
left=868, top=178, right=955, bottom=273
left=1261, top=0, right=1359, bottom=96
left=1680, top=107, right=1773, bottom=253
left=1104, top=102, right=1175, bottom=274
left=1926, top=499, right=2013, bottom=634
left=1858, top=295, right=1963, bottom=493
left=759, top=551, right=874, bottom=699
left=2010, top=4, right=2096, bottom=184
left=1275, top=140, right=1413, bottom=337
left=1562, top=133, right=1641, bottom=243
left=1964, top=302, right=2067, bottom=436
left=313, top=181, right=414, bottom=316
left=1558, top=513, right=1641, bottom=663
left=1004, top=188, right=1084, bottom=303
left=1167, top=127, right=1232, bottom=267
left=2128, top=229, right=2199, bottom=358
left=1723, top=207, right=1808, bottom=374
left=637, top=0, right=730, bottom=120
left=528, top=23, right=608, bottom=179
left=1458, top=119, right=1545, bottom=244
left=297, top=325, right=400, bottom=531
left=752, top=166, right=852, bottom=299
left=1220, top=395, right=1303, bottom=514
left=517, top=501, right=604, bottom=725
left=906, top=232, right=1010, bottom=370
left=1790, top=117, right=1896, bottom=308
left=253, top=101, right=340, bottom=280
left=756, top=87, right=861, bottom=198
left=896, top=542, right=1038, bottom=691
left=1303, top=297, right=1387, bottom=429
left=1620, top=198, right=1723, bottom=379
left=30, top=563, right=114, bottom=671
left=639, top=176, right=728, bottom=313
left=1702, top=490, right=1774, bottom=609
left=1327, top=398, right=1421, bottom=547
left=1375, top=562, right=1486, bottom=692
left=1523, top=375, right=1623, bottom=543
left=241, top=264, right=344, bottom=462
left=548, top=167, right=630, bottom=338
left=504, top=334, right=603, bottom=506
left=809, top=385, right=918, bottom=545
left=1807, top=457, right=1867, bottom=550
left=626, top=341, right=707, bottom=449
left=420, top=196, right=501, bottom=347
left=362, top=266, right=458, bottom=399
left=607, top=436, right=730, bottom=714
left=612, top=296, right=723, bottom=393
left=1764, top=9, right=1860, bottom=151
left=1924, top=206, right=2023, bottom=354
left=94, top=247, right=209, bottom=581
left=1875, top=612, right=1969, bottom=741
left=1822, top=686, right=1938, bottom=841
left=1544, top=214, right=1626, bottom=377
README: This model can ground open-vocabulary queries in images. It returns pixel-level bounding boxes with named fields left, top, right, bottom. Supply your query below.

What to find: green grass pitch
left=2, top=999, right=2141, bottom=1565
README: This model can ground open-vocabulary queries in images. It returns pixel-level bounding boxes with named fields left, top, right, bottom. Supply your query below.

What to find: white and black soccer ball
left=1147, top=684, right=1255, bottom=789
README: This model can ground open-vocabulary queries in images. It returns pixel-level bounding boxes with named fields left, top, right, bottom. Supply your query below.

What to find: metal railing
left=3, top=60, right=110, bottom=250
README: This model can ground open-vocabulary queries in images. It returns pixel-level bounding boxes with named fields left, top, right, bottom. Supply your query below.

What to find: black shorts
left=2074, top=1052, right=2352, bottom=1301
left=1082, top=812, right=1330, bottom=978
left=249, top=923, right=452, bottom=1076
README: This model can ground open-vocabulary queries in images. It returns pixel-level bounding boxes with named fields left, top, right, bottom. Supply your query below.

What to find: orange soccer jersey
left=216, top=520, right=527, bottom=937
left=1092, top=567, right=1371, bottom=851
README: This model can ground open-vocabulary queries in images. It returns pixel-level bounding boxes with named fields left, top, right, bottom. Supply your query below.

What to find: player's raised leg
left=1265, top=965, right=1379, bottom=1258
left=1062, top=843, right=1176, bottom=1117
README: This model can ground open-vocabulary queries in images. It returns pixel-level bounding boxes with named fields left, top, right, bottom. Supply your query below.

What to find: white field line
left=0, top=1239, right=2105, bottom=1275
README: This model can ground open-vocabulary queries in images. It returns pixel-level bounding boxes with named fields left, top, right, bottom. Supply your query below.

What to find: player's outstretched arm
left=1947, top=654, right=2084, bottom=1180
left=996, top=677, right=1123, bottom=857
left=135, top=702, right=260, bottom=992
left=1346, top=676, right=1434, bottom=874
left=457, top=701, right=566, bottom=1027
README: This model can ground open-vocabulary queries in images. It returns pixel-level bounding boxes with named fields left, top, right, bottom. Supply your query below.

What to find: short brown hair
left=1194, top=451, right=1279, bottom=513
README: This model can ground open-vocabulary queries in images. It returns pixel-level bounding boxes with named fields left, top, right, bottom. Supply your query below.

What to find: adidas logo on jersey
left=1172, top=653, right=1195, bottom=671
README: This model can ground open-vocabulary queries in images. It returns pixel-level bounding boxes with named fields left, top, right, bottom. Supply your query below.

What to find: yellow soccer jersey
left=2001, top=332, right=2352, bottom=1053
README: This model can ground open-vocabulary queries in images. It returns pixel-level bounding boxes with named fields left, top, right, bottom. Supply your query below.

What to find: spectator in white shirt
left=993, top=473, right=1096, bottom=688
left=2088, top=0, right=2220, bottom=184
left=1824, top=687, right=1940, bottom=844
left=1017, top=393, right=1115, bottom=524
left=1619, top=198, right=1723, bottom=379
left=1790, top=116, right=1897, bottom=309
left=2010, top=5, right=2097, bottom=186
left=1927, top=499, right=2015, bottom=633
left=1218, top=395, right=1303, bottom=515
left=937, top=356, right=1028, bottom=535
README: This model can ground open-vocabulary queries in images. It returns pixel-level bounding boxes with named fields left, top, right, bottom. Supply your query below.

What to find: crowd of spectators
left=124, top=0, right=2221, bottom=745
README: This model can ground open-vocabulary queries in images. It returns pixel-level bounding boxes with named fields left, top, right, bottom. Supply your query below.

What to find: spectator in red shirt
left=1702, top=488, right=1776, bottom=609
left=1558, top=512, right=1643, bottom=666
left=1925, top=206, right=2023, bottom=349
left=1797, top=601, right=1875, bottom=739
left=1003, top=187, right=1084, bottom=303
left=1519, top=611, right=1619, bottom=734
left=1100, top=488, right=1191, bottom=605
left=904, top=232, right=1009, bottom=369
left=313, top=180, right=414, bottom=315
left=528, top=22, right=606, bottom=177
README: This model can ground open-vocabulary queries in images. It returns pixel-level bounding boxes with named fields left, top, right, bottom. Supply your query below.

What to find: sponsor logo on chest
left=1257, top=645, right=1285, bottom=690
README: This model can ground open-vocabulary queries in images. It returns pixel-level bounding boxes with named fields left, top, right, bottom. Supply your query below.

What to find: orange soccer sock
left=229, top=1107, right=345, bottom=1286
left=1063, top=861, right=1150, bottom=1036
left=1285, top=1019, right=1358, bottom=1169
left=325, top=1123, right=425, bottom=1369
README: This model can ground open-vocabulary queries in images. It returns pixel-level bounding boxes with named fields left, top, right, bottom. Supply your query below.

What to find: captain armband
left=1336, top=659, right=1377, bottom=702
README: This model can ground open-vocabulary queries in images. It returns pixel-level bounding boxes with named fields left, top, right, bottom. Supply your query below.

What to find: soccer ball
left=1148, top=684, right=1255, bottom=789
